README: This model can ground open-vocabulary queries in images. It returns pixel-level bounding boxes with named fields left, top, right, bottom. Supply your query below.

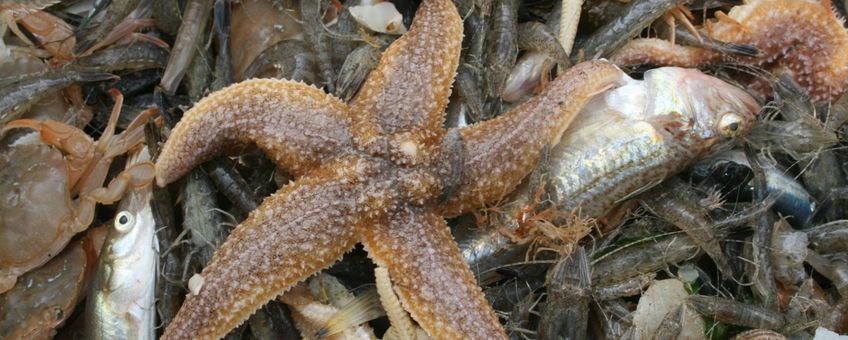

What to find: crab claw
left=3, top=119, right=95, bottom=161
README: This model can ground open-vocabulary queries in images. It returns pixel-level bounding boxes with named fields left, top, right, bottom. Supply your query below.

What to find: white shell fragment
left=632, top=279, right=705, bottom=340
left=502, top=51, right=553, bottom=102
left=188, top=274, right=204, bottom=295
left=349, top=2, right=407, bottom=35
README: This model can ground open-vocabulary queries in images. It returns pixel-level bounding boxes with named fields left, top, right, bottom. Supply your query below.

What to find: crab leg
left=77, top=107, right=159, bottom=196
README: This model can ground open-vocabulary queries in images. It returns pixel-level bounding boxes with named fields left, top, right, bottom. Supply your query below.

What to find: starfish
left=610, top=0, right=848, bottom=103
left=155, top=0, right=626, bottom=338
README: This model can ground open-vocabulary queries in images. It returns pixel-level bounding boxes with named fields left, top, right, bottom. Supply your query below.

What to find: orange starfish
left=155, top=0, right=627, bottom=338
left=611, top=0, right=848, bottom=102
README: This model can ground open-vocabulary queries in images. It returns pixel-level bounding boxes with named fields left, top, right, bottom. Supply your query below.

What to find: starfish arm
left=162, top=157, right=388, bottom=339
left=610, top=38, right=718, bottom=67
left=155, top=79, right=353, bottom=186
left=441, top=61, right=628, bottom=217
left=710, top=0, right=848, bottom=102
left=361, top=206, right=506, bottom=339
left=350, top=0, right=462, bottom=140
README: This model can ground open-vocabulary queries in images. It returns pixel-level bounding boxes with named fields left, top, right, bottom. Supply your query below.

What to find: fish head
left=643, top=67, right=759, bottom=155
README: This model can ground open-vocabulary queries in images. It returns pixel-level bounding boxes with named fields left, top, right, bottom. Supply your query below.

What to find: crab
left=0, top=89, right=156, bottom=293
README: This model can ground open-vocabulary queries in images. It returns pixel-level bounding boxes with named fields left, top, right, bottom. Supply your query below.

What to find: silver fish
left=547, top=67, right=759, bottom=218
left=86, top=147, right=158, bottom=340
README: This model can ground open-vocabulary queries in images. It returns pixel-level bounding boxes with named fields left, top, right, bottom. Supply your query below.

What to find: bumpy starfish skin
left=154, top=80, right=354, bottom=184
left=442, top=63, right=625, bottom=216
left=161, top=156, right=390, bottom=339
left=155, top=0, right=626, bottom=338
left=349, top=0, right=462, bottom=163
left=362, top=206, right=503, bottom=339
left=611, top=0, right=848, bottom=102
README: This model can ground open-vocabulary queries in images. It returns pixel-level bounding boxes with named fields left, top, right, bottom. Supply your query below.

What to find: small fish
left=592, top=233, right=700, bottom=285
left=577, top=0, right=682, bottom=60
left=0, top=68, right=116, bottom=125
left=183, top=168, right=225, bottom=269
left=805, top=251, right=848, bottom=298
left=75, top=0, right=143, bottom=54
left=516, top=21, right=570, bottom=68
left=696, top=150, right=816, bottom=228
left=204, top=157, right=261, bottom=215
left=335, top=44, right=380, bottom=102
left=538, top=247, right=591, bottom=339
left=243, top=40, right=318, bottom=83
left=85, top=148, right=158, bottom=340
left=805, top=220, right=848, bottom=254
left=159, top=0, right=213, bottom=96
left=212, top=0, right=233, bottom=91
left=770, top=219, right=808, bottom=287
left=546, top=67, right=758, bottom=219
left=593, top=273, right=655, bottom=301
left=73, top=41, right=169, bottom=73
left=300, top=0, right=335, bottom=92
left=483, top=0, right=518, bottom=99
left=641, top=178, right=734, bottom=278
left=688, top=295, right=785, bottom=330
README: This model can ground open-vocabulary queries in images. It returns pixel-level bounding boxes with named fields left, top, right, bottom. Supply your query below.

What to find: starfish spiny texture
left=155, top=0, right=627, bottom=338
left=610, top=0, right=848, bottom=102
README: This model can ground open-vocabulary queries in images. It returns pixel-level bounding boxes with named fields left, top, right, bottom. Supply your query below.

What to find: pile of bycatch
left=0, top=0, right=847, bottom=339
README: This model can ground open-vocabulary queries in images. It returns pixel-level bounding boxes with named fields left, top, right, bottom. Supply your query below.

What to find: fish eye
left=718, top=112, right=745, bottom=138
left=115, top=211, right=134, bottom=232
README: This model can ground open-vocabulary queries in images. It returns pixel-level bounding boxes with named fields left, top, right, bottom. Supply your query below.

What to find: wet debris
left=0, top=0, right=846, bottom=339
